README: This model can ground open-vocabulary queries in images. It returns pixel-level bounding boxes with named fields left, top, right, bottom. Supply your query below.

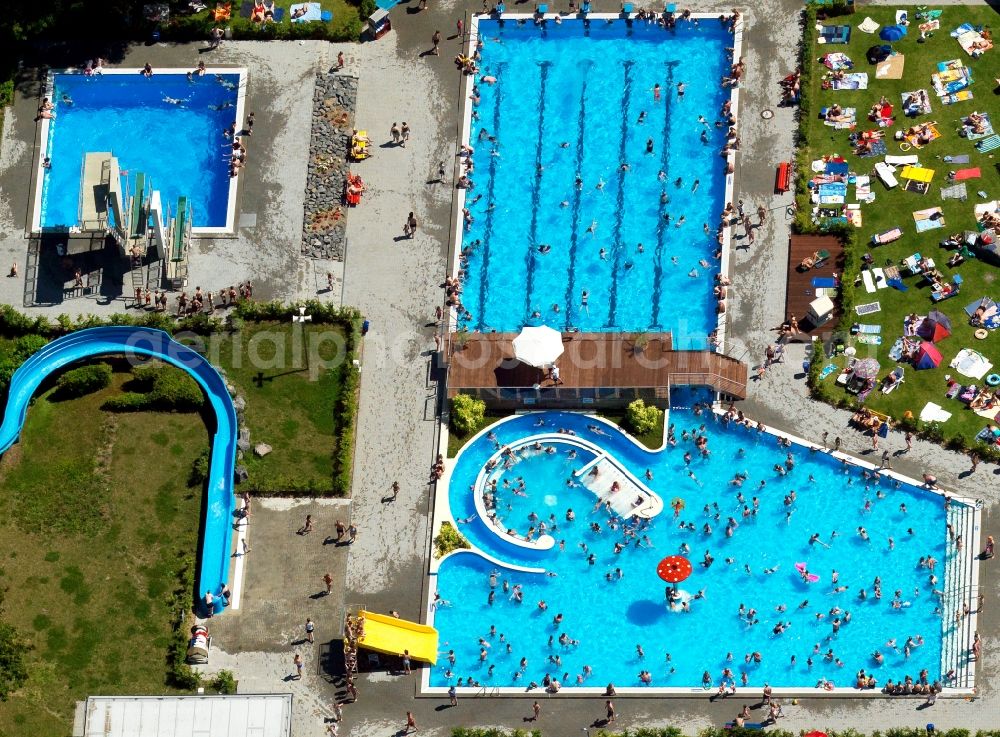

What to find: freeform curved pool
left=428, top=409, right=977, bottom=694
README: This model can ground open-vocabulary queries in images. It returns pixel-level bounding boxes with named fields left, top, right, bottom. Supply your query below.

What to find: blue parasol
left=880, top=24, right=908, bottom=41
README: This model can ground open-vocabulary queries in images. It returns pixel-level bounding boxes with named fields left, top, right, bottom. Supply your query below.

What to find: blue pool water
left=41, top=73, right=241, bottom=229
left=459, top=20, right=734, bottom=345
left=433, top=410, right=955, bottom=689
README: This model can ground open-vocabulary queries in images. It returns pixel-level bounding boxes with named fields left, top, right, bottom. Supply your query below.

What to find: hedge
left=434, top=521, right=470, bottom=558
left=53, top=362, right=112, bottom=399
left=166, top=555, right=201, bottom=690
left=159, top=13, right=363, bottom=43
left=102, top=363, right=204, bottom=412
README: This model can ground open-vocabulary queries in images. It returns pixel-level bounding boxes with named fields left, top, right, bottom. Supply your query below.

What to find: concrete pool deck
left=0, top=0, right=997, bottom=735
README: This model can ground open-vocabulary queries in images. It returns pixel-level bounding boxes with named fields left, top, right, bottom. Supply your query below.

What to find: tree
left=0, top=621, right=28, bottom=701
left=626, top=399, right=662, bottom=436
left=450, top=394, right=486, bottom=435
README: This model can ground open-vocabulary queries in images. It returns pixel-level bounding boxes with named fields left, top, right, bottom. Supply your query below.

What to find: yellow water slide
left=357, top=610, right=439, bottom=664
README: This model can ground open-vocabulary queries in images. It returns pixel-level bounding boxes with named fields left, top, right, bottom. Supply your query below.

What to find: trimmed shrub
left=189, top=449, right=210, bottom=487
left=450, top=394, right=486, bottom=435
left=208, top=669, right=238, bottom=694
left=433, top=521, right=470, bottom=558
left=626, top=399, right=662, bottom=436
left=103, top=365, right=204, bottom=412
left=0, top=79, right=13, bottom=108
left=331, top=361, right=360, bottom=496
left=53, top=363, right=112, bottom=400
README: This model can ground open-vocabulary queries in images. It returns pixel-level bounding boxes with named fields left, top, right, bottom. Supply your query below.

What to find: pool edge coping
left=30, top=67, right=248, bottom=237
left=422, top=407, right=982, bottom=696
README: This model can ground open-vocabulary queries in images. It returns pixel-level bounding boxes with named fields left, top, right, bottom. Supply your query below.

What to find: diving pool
left=430, top=409, right=974, bottom=693
left=455, top=17, right=739, bottom=346
left=34, top=69, right=246, bottom=233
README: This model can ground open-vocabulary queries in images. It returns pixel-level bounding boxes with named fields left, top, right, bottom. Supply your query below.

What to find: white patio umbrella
left=512, top=326, right=564, bottom=368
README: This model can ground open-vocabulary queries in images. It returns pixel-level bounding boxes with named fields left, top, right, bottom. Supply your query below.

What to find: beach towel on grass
left=961, top=113, right=994, bottom=140
left=951, top=23, right=976, bottom=38
left=819, top=364, right=839, bottom=380
left=943, top=90, right=974, bottom=105
left=951, top=168, right=981, bottom=181
left=821, top=53, right=853, bottom=70
left=855, top=301, right=881, bottom=315
left=858, top=140, right=887, bottom=158
left=914, top=207, right=946, bottom=231
left=855, top=175, right=873, bottom=202
left=940, top=182, right=968, bottom=201
left=855, top=323, right=882, bottom=334
left=823, top=107, right=856, bottom=129
left=289, top=2, right=321, bottom=21
left=817, top=182, right=848, bottom=204
left=951, top=348, right=994, bottom=379
left=888, top=337, right=906, bottom=361
left=944, top=154, right=971, bottom=164
left=832, top=73, right=868, bottom=90
left=857, top=334, right=883, bottom=346
left=920, top=402, right=953, bottom=423
left=875, top=54, right=905, bottom=79
left=958, top=30, right=993, bottom=57
left=976, top=135, right=1000, bottom=153
left=902, top=90, right=933, bottom=116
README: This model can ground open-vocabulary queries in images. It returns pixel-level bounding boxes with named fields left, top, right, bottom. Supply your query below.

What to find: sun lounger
left=940, top=183, right=968, bottom=201
left=976, top=134, right=1000, bottom=153
left=882, top=367, right=905, bottom=393
left=931, top=273, right=963, bottom=302
left=872, top=227, right=902, bottom=245
left=901, top=165, right=934, bottom=194
left=813, top=277, right=838, bottom=288
left=885, top=154, right=919, bottom=166
left=831, top=73, right=868, bottom=90
left=914, top=207, right=946, bottom=232
left=875, top=162, right=898, bottom=188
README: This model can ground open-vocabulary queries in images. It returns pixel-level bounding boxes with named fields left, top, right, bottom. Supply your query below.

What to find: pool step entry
left=938, top=498, right=979, bottom=689
left=575, top=453, right=662, bottom=520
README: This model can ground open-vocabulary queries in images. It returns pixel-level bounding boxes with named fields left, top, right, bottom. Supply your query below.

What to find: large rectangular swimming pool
left=35, top=69, right=245, bottom=233
left=456, top=18, right=737, bottom=346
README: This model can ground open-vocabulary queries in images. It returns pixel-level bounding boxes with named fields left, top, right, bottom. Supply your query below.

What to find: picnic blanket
left=974, top=201, right=999, bottom=220
left=940, top=182, right=968, bottom=201
left=951, top=348, right=994, bottom=379
left=958, top=29, right=993, bottom=57
left=920, top=402, right=953, bottom=423
left=821, top=53, right=854, bottom=70
left=876, top=54, right=905, bottom=79
left=906, top=124, right=942, bottom=148
left=977, top=134, right=1000, bottom=153
left=832, top=73, right=868, bottom=90
left=847, top=206, right=863, bottom=227
left=914, top=207, right=946, bottom=231
left=858, top=139, right=887, bottom=158
left=855, top=301, right=881, bottom=315
left=289, top=2, right=321, bottom=21
left=857, top=334, right=882, bottom=345
left=951, top=23, right=976, bottom=38
left=817, top=182, right=848, bottom=204
left=932, top=63, right=973, bottom=97
left=888, top=337, right=906, bottom=361
left=966, top=297, right=998, bottom=317
left=823, top=107, right=856, bottom=129
left=902, top=90, right=933, bottom=116
left=961, top=113, right=994, bottom=140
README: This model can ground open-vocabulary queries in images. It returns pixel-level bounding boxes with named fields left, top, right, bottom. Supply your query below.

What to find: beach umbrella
left=866, top=45, right=892, bottom=63
left=914, top=342, right=943, bottom=370
left=512, top=326, right=564, bottom=367
left=852, top=358, right=881, bottom=380
left=804, top=732, right=829, bottom=737
left=879, top=24, right=907, bottom=41
left=657, top=555, right=693, bottom=584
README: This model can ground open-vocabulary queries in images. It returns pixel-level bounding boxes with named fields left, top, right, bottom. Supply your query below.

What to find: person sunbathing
left=965, top=112, right=988, bottom=134
left=824, top=104, right=847, bottom=121
left=291, top=4, right=308, bottom=18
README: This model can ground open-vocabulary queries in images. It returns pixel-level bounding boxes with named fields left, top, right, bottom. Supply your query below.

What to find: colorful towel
left=819, top=364, right=839, bottom=380
left=888, top=337, right=906, bottom=361
left=823, top=107, right=856, bottom=129
left=858, top=139, right=887, bottom=158
left=855, top=301, right=881, bottom=315
left=951, top=168, right=981, bottom=181
left=822, top=53, right=854, bottom=70
left=855, top=323, right=882, bottom=334
left=976, top=135, right=1000, bottom=153
left=943, top=90, right=974, bottom=105
left=857, top=334, right=883, bottom=346
left=832, top=73, right=868, bottom=90
left=962, top=113, right=994, bottom=140
left=289, top=2, right=321, bottom=21
left=914, top=207, right=946, bottom=231
left=902, top=90, right=933, bottom=116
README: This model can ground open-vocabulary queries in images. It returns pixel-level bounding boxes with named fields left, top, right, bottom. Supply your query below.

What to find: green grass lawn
left=801, top=5, right=1000, bottom=447
left=0, top=373, right=206, bottom=737
left=212, top=321, right=345, bottom=491
left=185, top=0, right=363, bottom=41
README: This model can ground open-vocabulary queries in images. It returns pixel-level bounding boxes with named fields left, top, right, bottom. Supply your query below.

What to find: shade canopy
left=657, top=555, right=693, bottom=584
left=852, top=357, right=881, bottom=380
left=511, top=326, right=564, bottom=367
left=914, top=342, right=943, bottom=369
left=918, top=310, right=952, bottom=342
left=879, top=24, right=907, bottom=41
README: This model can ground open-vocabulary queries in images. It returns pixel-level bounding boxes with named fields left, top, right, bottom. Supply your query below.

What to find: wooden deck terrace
left=785, top=234, right=846, bottom=338
left=443, top=332, right=748, bottom=405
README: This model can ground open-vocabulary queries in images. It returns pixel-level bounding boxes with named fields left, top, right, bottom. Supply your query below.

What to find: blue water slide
left=0, top=326, right=238, bottom=608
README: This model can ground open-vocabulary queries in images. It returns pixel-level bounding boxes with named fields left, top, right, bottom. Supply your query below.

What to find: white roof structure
left=75, top=694, right=292, bottom=737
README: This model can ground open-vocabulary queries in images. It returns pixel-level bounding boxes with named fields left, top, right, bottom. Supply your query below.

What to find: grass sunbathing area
left=185, top=0, right=364, bottom=40
left=212, top=321, right=350, bottom=493
left=0, top=372, right=204, bottom=737
left=799, top=4, right=1000, bottom=452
